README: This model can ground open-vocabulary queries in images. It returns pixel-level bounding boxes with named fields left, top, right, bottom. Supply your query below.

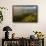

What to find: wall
left=0, top=0, right=46, bottom=46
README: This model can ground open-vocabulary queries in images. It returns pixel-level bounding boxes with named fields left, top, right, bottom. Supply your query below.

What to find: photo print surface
left=12, top=5, right=38, bottom=23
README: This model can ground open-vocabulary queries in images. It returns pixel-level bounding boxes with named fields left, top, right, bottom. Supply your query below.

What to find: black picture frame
left=12, top=5, right=38, bottom=23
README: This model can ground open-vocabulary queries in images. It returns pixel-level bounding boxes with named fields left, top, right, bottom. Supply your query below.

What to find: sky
left=13, top=5, right=37, bottom=16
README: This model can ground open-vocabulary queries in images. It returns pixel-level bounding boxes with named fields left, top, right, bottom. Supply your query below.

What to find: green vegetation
left=13, top=12, right=37, bottom=22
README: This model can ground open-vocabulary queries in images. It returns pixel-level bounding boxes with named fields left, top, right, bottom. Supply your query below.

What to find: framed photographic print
left=12, top=5, right=38, bottom=23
